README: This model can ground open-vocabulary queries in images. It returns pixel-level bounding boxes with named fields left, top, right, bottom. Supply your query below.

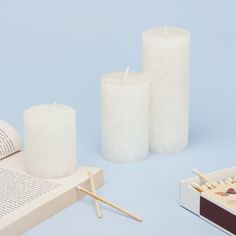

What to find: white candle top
left=24, top=104, right=75, bottom=121
left=143, top=26, right=190, bottom=40
left=102, top=71, right=148, bottom=86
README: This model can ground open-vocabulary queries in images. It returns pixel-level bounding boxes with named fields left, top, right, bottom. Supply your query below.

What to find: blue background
left=1, top=0, right=235, bottom=235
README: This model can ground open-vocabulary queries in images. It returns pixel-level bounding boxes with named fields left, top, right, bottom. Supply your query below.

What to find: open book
left=0, top=121, right=21, bottom=160
left=0, top=121, right=103, bottom=236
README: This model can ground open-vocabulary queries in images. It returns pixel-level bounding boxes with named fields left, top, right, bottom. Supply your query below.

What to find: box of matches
left=180, top=167, right=236, bottom=236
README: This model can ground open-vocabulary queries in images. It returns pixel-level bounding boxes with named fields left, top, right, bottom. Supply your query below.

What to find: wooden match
left=191, top=182, right=204, bottom=192
left=205, top=182, right=214, bottom=189
left=87, top=170, right=102, bottom=218
left=76, top=186, right=142, bottom=222
left=192, top=169, right=218, bottom=188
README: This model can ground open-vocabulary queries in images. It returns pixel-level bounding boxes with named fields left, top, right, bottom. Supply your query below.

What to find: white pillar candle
left=24, top=104, right=77, bottom=178
left=101, top=70, right=149, bottom=162
left=142, top=26, right=190, bottom=154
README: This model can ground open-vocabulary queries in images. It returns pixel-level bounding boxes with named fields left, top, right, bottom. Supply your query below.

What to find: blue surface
left=1, top=0, right=236, bottom=235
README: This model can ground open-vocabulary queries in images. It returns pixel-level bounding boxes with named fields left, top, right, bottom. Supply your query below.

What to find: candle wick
left=164, top=21, right=168, bottom=35
left=124, top=67, right=130, bottom=80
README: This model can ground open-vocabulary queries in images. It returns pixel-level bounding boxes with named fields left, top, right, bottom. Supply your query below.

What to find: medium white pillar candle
left=24, top=104, right=77, bottom=178
left=101, top=70, right=149, bottom=162
left=142, top=26, right=190, bottom=154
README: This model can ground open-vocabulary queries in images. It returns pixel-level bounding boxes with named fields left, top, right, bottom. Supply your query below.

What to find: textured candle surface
left=101, top=71, right=149, bottom=162
left=24, top=104, right=77, bottom=178
left=143, top=27, right=190, bottom=154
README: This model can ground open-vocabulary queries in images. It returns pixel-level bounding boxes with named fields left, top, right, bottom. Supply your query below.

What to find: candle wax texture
left=24, top=104, right=77, bottom=178
left=142, top=27, right=190, bottom=154
left=101, top=71, right=149, bottom=162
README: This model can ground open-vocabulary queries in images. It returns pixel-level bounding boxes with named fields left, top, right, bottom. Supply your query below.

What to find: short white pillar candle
left=24, top=104, right=77, bottom=178
left=142, top=26, right=190, bottom=154
left=101, top=70, right=149, bottom=162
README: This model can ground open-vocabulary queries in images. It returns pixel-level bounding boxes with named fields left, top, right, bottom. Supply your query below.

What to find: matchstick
left=213, top=181, right=218, bottom=186
left=76, top=186, right=142, bottom=222
left=232, top=176, right=236, bottom=183
left=192, top=169, right=218, bottom=188
left=205, top=182, right=214, bottom=189
left=224, top=178, right=232, bottom=185
left=226, top=177, right=233, bottom=184
left=202, top=185, right=209, bottom=190
left=87, top=170, right=102, bottom=218
left=191, top=182, right=205, bottom=192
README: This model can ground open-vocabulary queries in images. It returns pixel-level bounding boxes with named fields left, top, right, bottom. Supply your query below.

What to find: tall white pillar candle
left=142, top=26, right=190, bottom=153
left=101, top=71, right=149, bottom=162
left=24, top=104, right=77, bottom=178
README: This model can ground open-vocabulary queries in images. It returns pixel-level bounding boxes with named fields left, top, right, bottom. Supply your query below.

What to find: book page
left=0, top=167, right=60, bottom=219
left=0, top=152, right=103, bottom=236
left=0, top=121, right=21, bottom=160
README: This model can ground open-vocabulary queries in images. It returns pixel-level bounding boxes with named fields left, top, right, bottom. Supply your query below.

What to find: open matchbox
left=180, top=167, right=236, bottom=235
